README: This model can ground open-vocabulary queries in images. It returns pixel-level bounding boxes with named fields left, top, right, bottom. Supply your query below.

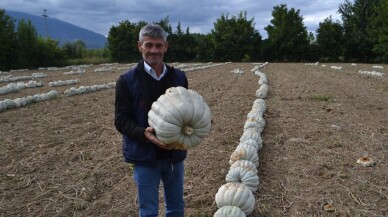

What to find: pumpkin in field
left=214, top=206, right=246, bottom=217
left=238, top=139, right=262, bottom=152
left=215, top=183, right=255, bottom=215
left=243, top=116, right=266, bottom=135
left=229, top=145, right=259, bottom=167
left=239, top=131, right=261, bottom=146
left=230, top=160, right=258, bottom=174
left=252, top=98, right=266, bottom=115
left=148, top=86, right=211, bottom=150
left=226, top=161, right=260, bottom=192
left=255, top=83, right=268, bottom=99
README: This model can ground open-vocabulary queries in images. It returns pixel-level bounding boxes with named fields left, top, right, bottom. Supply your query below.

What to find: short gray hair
left=139, top=24, right=168, bottom=42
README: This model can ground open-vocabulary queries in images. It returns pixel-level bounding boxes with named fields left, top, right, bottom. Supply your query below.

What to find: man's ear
left=164, top=41, right=168, bottom=52
left=138, top=41, right=142, bottom=51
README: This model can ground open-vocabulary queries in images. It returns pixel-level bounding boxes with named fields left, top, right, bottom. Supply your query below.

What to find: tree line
left=0, top=9, right=110, bottom=71
left=1, top=0, right=387, bottom=71
left=107, top=0, right=386, bottom=64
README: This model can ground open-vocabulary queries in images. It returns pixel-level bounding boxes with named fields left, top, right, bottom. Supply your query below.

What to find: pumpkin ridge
left=188, top=90, right=205, bottom=123
left=175, top=87, right=195, bottom=124
left=190, top=104, right=211, bottom=129
left=152, top=97, right=182, bottom=126
left=155, top=94, right=183, bottom=124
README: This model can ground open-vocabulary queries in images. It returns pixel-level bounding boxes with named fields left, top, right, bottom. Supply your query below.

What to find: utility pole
left=42, top=9, right=48, bottom=38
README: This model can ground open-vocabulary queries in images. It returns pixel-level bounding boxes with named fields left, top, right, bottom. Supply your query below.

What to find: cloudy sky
left=1, top=0, right=345, bottom=38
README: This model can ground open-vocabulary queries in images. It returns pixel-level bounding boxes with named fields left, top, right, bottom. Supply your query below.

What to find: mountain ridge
left=6, top=10, right=107, bottom=49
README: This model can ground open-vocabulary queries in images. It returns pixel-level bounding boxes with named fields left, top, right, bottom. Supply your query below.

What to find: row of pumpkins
left=146, top=63, right=269, bottom=216
left=214, top=64, right=269, bottom=216
left=0, top=90, right=59, bottom=112
left=0, top=80, right=44, bottom=94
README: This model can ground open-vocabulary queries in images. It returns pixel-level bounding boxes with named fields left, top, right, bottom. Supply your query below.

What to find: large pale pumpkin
left=229, top=145, right=259, bottom=167
left=148, top=86, right=211, bottom=150
left=214, top=206, right=246, bottom=217
left=230, top=160, right=258, bottom=174
left=258, top=74, right=268, bottom=85
left=226, top=163, right=260, bottom=192
left=251, top=98, right=266, bottom=115
left=238, top=138, right=262, bottom=151
left=243, top=116, right=266, bottom=133
left=215, top=183, right=255, bottom=215
left=240, top=131, right=261, bottom=145
left=255, top=83, right=268, bottom=99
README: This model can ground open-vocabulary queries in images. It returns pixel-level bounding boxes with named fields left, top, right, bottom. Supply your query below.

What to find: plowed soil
left=1, top=62, right=387, bottom=217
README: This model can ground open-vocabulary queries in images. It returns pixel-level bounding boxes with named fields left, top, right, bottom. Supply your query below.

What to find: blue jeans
left=134, top=160, right=184, bottom=217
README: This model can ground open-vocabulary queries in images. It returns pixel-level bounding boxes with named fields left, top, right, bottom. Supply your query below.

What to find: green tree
left=107, top=20, right=145, bottom=62
left=0, top=9, right=17, bottom=71
left=16, top=19, right=38, bottom=68
left=339, top=0, right=381, bottom=62
left=192, top=33, right=214, bottom=61
left=368, top=0, right=388, bottom=62
left=178, top=29, right=197, bottom=61
left=36, top=37, right=65, bottom=67
left=264, top=4, right=309, bottom=61
left=260, top=39, right=271, bottom=61
left=155, top=16, right=173, bottom=35
left=165, top=23, right=197, bottom=62
left=62, top=40, right=87, bottom=59
left=85, top=48, right=110, bottom=59
left=316, top=16, right=344, bottom=62
left=211, top=11, right=262, bottom=62
left=306, top=32, right=320, bottom=62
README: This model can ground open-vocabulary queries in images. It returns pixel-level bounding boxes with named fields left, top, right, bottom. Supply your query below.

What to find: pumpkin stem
left=182, top=126, right=194, bottom=135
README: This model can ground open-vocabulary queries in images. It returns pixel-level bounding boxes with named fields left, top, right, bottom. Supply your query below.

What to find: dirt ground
left=0, top=62, right=387, bottom=217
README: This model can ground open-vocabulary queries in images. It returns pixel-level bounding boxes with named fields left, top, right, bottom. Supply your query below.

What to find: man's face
left=138, top=36, right=168, bottom=67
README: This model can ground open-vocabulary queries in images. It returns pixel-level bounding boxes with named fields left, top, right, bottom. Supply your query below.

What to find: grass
left=308, top=94, right=334, bottom=102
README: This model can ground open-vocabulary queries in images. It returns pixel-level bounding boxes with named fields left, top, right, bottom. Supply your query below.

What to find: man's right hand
left=144, top=127, right=171, bottom=150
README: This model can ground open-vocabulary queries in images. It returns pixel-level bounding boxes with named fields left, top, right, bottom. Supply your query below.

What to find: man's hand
left=144, top=127, right=171, bottom=150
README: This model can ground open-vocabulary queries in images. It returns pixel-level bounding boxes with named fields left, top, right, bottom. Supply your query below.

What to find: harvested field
left=0, top=62, right=387, bottom=216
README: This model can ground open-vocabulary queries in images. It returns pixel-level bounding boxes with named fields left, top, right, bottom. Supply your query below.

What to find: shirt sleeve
left=182, top=71, right=188, bottom=89
left=114, top=75, right=147, bottom=142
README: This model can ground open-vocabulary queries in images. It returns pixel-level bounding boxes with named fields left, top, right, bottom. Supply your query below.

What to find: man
left=114, top=24, right=188, bottom=217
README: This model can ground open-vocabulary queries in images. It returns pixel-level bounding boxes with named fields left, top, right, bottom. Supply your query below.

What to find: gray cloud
left=1, top=0, right=344, bottom=37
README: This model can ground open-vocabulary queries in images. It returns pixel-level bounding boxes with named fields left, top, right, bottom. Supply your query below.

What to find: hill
left=6, top=11, right=107, bottom=49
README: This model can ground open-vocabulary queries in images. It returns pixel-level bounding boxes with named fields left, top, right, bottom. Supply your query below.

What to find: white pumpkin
left=254, top=70, right=264, bottom=76
left=230, top=160, right=258, bottom=173
left=229, top=145, right=259, bottom=167
left=215, top=183, right=255, bottom=215
left=247, top=108, right=264, bottom=119
left=243, top=116, right=266, bottom=133
left=255, top=83, right=268, bottom=99
left=214, top=206, right=246, bottom=217
left=252, top=98, right=266, bottom=114
left=258, top=74, right=268, bottom=85
left=237, top=139, right=262, bottom=152
left=148, top=86, right=211, bottom=149
left=239, top=131, right=261, bottom=145
left=226, top=164, right=260, bottom=192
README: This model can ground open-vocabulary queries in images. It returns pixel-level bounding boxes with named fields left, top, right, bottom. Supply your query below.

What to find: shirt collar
left=143, top=61, right=167, bottom=81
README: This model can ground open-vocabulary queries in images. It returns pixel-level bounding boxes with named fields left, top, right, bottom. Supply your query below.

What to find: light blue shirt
left=143, top=62, right=167, bottom=81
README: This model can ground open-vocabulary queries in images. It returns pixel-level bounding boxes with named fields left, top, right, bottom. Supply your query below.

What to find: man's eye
left=144, top=43, right=163, bottom=48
